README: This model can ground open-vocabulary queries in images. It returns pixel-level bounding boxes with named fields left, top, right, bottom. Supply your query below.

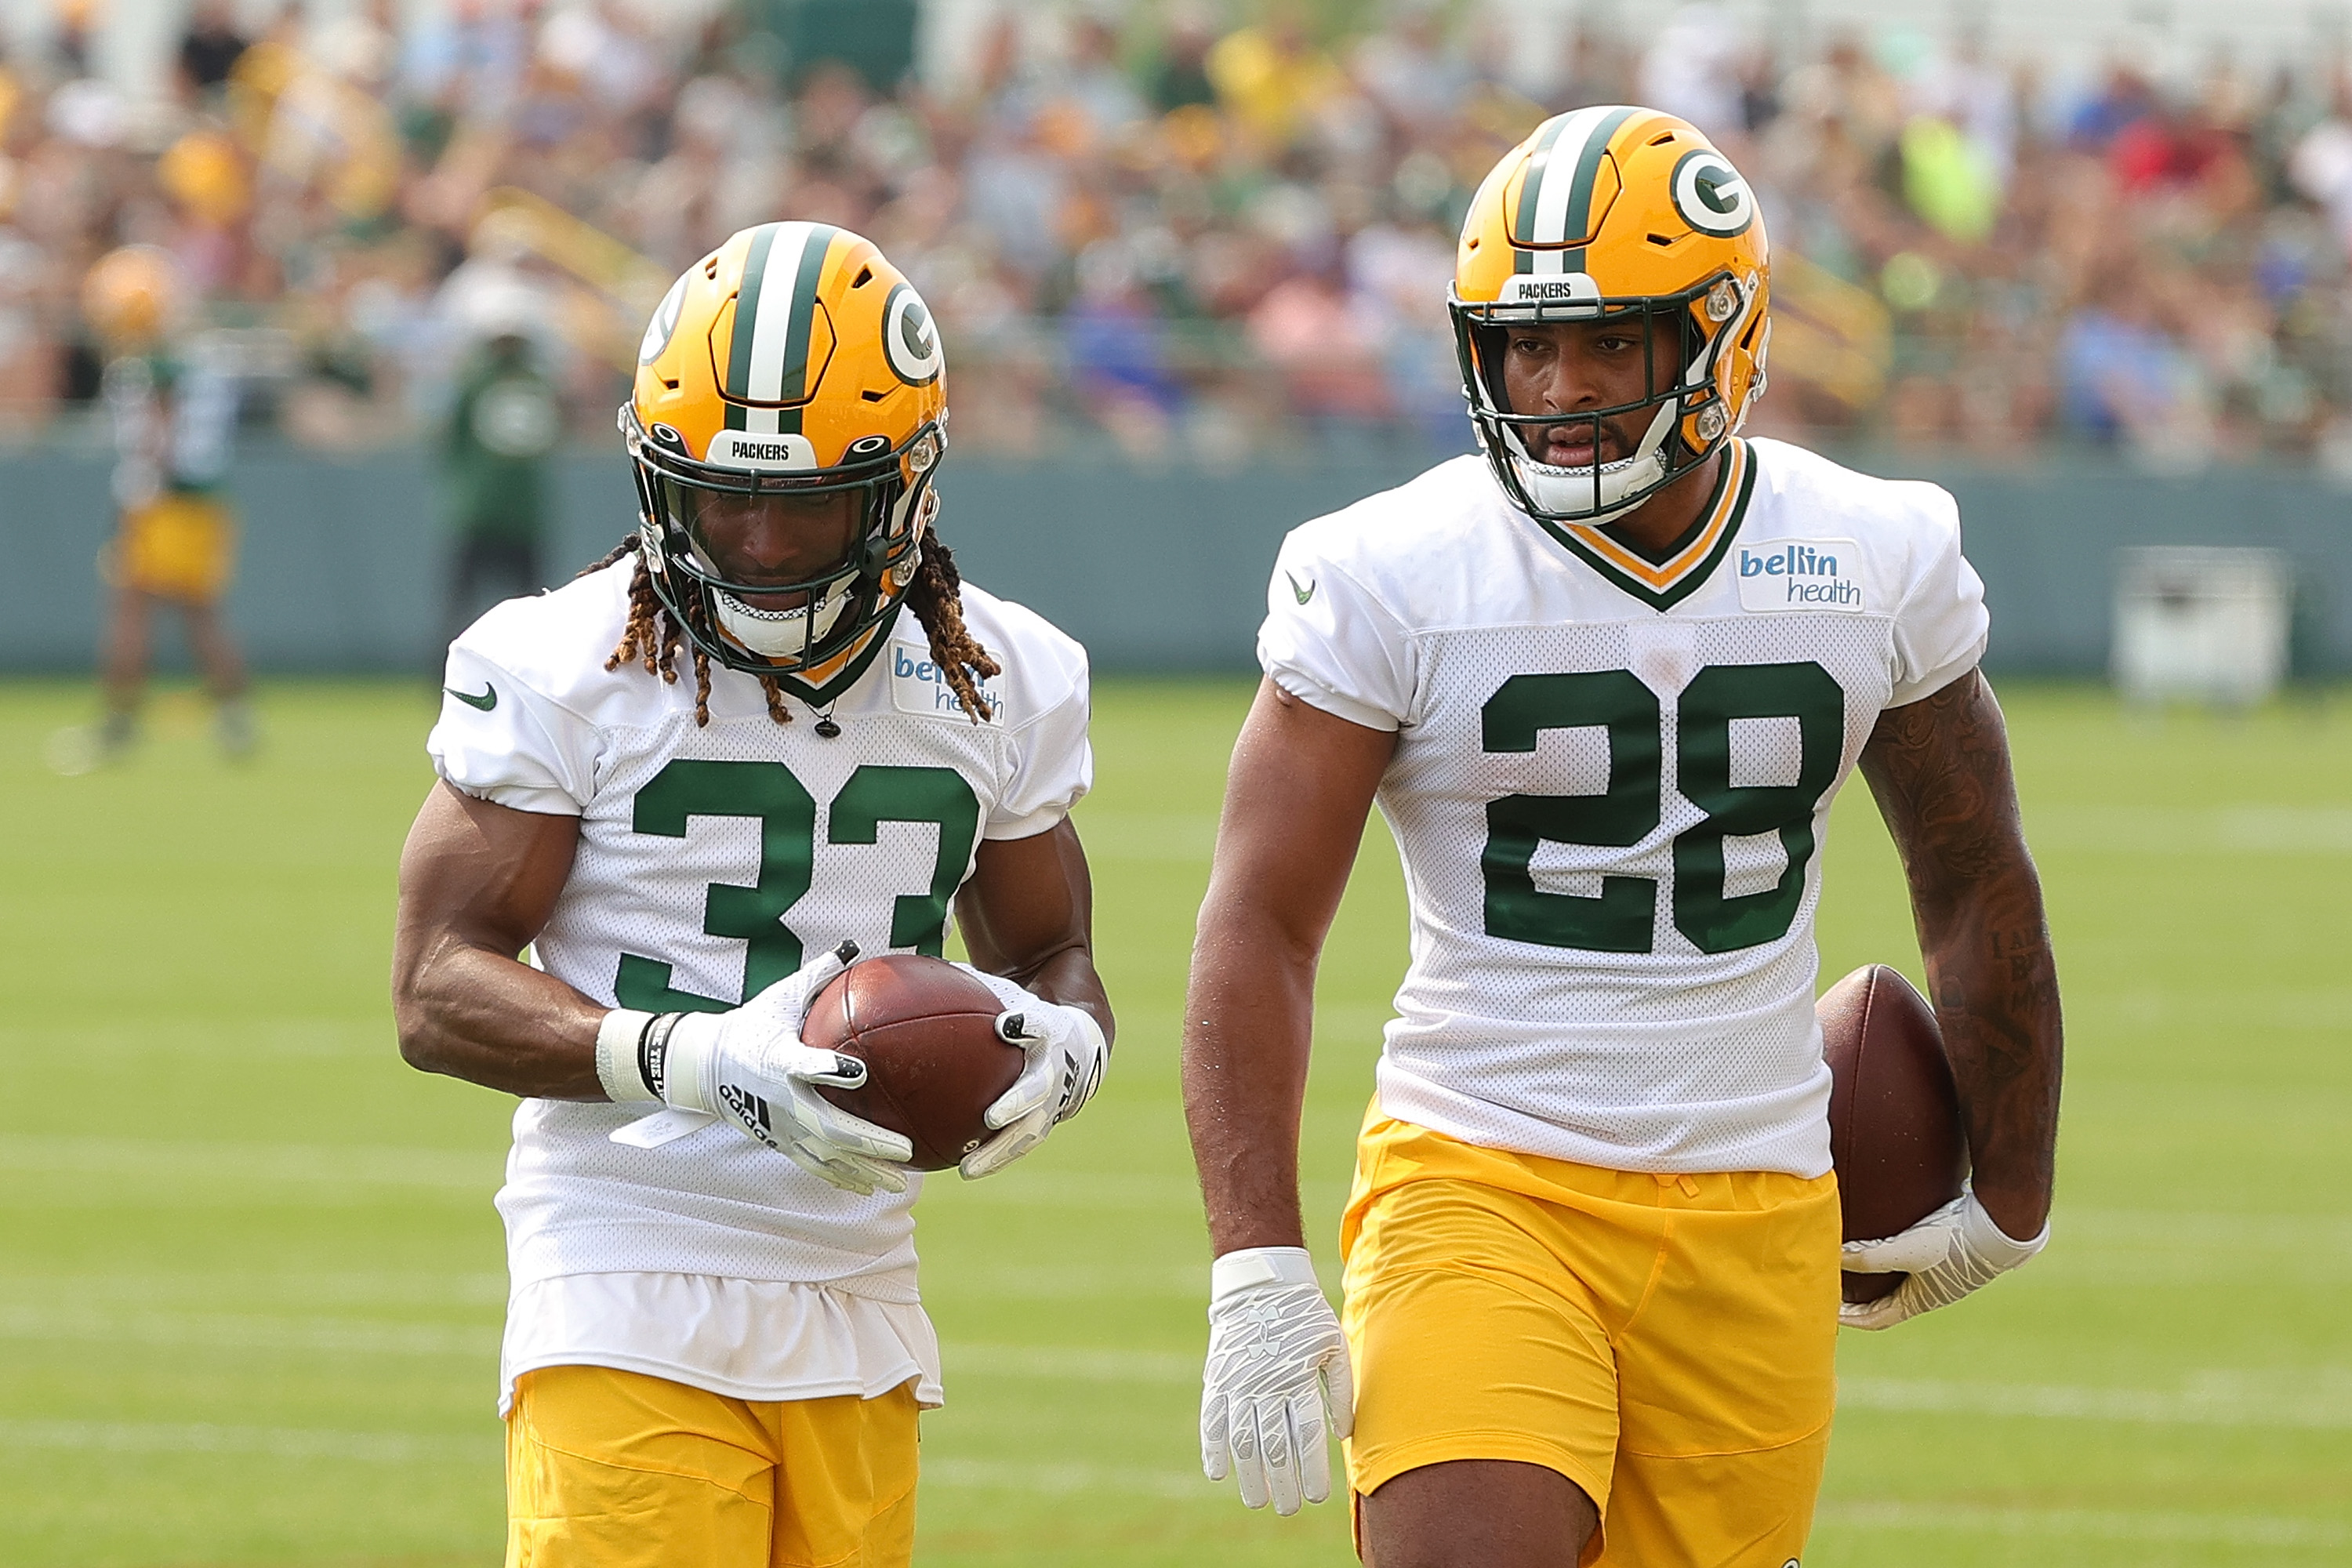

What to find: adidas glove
left=597, top=942, right=915, bottom=1196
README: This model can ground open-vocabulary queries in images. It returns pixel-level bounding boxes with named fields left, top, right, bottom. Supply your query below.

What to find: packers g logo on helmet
left=1450, top=105, right=1770, bottom=529
left=881, top=285, right=942, bottom=386
left=622, top=222, right=947, bottom=693
left=1670, top=149, right=1755, bottom=238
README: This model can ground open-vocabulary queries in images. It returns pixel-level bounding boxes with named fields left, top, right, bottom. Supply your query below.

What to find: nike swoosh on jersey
left=1287, top=571, right=1317, bottom=604
left=445, top=683, right=498, bottom=711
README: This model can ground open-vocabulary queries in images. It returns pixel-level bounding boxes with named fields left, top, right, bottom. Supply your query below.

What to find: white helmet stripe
left=741, top=221, right=823, bottom=406
left=1525, top=105, right=1617, bottom=254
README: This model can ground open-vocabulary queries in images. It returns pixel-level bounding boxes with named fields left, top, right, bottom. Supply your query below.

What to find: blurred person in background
left=50, top=245, right=252, bottom=775
left=439, top=298, right=562, bottom=660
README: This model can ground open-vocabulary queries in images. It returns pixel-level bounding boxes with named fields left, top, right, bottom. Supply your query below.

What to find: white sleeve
left=426, top=641, right=601, bottom=815
left=1255, top=532, right=1417, bottom=731
left=1887, top=490, right=1991, bottom=708
left=988, top=660, right=1093, bottom=840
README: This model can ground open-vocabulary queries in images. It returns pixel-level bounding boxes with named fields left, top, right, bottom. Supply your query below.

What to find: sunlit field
left=1, top=678, right=2347, bottom=1566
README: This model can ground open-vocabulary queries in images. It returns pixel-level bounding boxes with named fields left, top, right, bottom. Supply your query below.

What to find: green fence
left=4, top=442, right=2347, bottom=675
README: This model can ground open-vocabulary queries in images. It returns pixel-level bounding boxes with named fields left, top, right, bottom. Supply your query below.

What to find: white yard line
left=0, top=1419, right=2341, bottom=1545
left=921, top=1457, right=1207, bottom=1500
left=0, top=1134, right=493, bottom=1190
left=0, top=1308, right=494, bottom=1357
left=0, top=1421, right=485, bottom=1464
left=1819, top=1501, right=2351, bottom=1548
left=946, top=1342, right=1197, bottom=1383
left=1838, top=1377, right=2352, bottom=1431
left=2, top=1308, right=2345, bottom=1438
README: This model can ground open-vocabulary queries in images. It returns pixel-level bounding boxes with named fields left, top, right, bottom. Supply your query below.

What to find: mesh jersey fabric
left=1257, top=439, right=1987, bottom=1178
left=426, top=556, right=1091, bottom=1303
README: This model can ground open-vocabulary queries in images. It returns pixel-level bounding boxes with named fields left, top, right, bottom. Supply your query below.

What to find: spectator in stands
left=8, top=0, right=2351, bottom=469
left=176, top=1, right=251, bottom=102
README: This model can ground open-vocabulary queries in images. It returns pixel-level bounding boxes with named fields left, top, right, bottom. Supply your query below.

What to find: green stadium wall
left=2, top=445, right=2347, bottom=677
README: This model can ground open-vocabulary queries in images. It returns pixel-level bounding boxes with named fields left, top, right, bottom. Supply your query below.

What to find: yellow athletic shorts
left=505, top=1364, right=920, bottom=1568
left=108, top=493, right=236, bottom=602
left=1340, top=1109, right=1840, bottom=1567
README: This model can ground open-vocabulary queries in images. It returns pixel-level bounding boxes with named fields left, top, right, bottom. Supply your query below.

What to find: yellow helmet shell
left=631, top=222, right=943, bottom=477
left=1453, top=106, right=1770, bottom=521
left=82, top=245, right=183, bottom=349
left=621, top=223, right=949, bottom=688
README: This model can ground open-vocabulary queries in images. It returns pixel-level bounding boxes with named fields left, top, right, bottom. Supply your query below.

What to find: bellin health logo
left=1738, top=541, right=1860, bottom=608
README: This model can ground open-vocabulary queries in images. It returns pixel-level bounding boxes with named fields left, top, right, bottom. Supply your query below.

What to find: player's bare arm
left=956, top=817, right=1114, bottom=1046
left=392, top=793, right=1112, bottom=1100
left=393, top=782, right=603, bottom=1099
left=1184, top=679, right=1394, bottom=1254
left=1838, top=668, right=2060, bottom=1330
left=1180, top=679, right=1391, bottom=1515
left=1860, top=667, right=2063, bottom=1238
left=394, top=775, right=926, bottom=1196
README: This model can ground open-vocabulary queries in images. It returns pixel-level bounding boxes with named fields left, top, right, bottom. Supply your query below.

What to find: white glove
left=1200, top=1247, right=1353, bottom=1516
left=596, top=942, right=916, bottom=1196
left=1840, top=1183, right=2048, bottom=1330
left=953, top=964, right=1109, bottom=1180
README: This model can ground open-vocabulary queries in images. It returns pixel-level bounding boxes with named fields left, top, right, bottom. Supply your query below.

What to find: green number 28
left=613, top=759, right=979, bottom=1014
left=1480, top=661, right=1842, bottom=954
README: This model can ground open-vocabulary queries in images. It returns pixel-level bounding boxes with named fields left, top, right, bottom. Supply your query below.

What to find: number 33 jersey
left=1259, top=439, right=1987, bottom=1178
left=427, top=559, right=1091, bottom=1293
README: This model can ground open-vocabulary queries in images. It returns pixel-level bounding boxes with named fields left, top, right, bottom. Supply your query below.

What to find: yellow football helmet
left=82, top=245, right=183, bottom=350
left=623, top=222, right=946, bottom=681
left=1452, top=106, right=1769, bottom=524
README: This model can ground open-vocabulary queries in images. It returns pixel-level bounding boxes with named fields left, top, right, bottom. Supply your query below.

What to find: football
left=802, top=953, right=1025, bottom=1171
left=1820, top=964, right=1969, bottom=1304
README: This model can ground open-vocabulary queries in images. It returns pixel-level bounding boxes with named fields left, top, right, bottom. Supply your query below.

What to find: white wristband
left=653, top=1012, right=724, bottom=1116
left=1211, top=1245, right=1319, bottom=1299
left=594, top=1009, right=661, bottom=1105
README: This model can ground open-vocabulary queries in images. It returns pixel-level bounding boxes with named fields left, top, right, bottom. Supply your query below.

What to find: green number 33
left=1481, top=661, right=1843, bottom=954
left=613, top=759, right=979, bottom=1014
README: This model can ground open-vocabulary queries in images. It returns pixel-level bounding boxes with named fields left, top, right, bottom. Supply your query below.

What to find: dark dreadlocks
left=583, top=534, right=1001, bottom=728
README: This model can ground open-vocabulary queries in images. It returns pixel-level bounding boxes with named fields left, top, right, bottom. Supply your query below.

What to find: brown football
left=804, top=953, right=1024, bottom=1171
left=1820, top=964, right=1969, bottom=1304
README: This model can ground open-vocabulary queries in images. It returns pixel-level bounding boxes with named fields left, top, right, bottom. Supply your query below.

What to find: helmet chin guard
left=1452, top=269, right=1758, bottom=528
left=624, top=404, right=941, bottom=681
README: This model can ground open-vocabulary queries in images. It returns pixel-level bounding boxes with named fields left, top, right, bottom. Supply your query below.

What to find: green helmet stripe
left=772, top=224, right=839, bottom=434
left=723, top=222, right=841, bottom=435
left=722, top=223, right=778, bottom=427
left=1556, top=106, right=1636, bottom=274
left=1511, top=114, right=1575, bottom=270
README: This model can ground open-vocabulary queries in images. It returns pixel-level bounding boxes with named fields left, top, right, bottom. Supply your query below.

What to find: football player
left=391, top=222, right=1112, bottom=1567
left=1185, top=107, right=2061, bottom=1566
left=50, top=245, right=252, bottom=773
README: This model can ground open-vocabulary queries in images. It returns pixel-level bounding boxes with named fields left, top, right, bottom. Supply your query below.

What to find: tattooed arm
left=1857, top=668, right=2062, bottom=1240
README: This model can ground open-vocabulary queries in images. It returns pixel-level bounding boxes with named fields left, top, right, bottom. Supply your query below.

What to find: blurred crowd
left=10, top=0, right=2352, bottom=467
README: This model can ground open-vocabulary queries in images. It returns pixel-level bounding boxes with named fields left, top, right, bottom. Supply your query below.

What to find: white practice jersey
left=1259, top=439, right=1987, bottom=1178
left=427, top=559, right=1090, bottom=1399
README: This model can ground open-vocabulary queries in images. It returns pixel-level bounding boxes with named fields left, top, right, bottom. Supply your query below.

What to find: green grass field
left=2, top=677, right=2348, bottom=1566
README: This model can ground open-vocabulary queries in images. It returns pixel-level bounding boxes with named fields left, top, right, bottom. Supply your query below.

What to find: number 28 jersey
left=1259, top=439, right=1987, bottom=1178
